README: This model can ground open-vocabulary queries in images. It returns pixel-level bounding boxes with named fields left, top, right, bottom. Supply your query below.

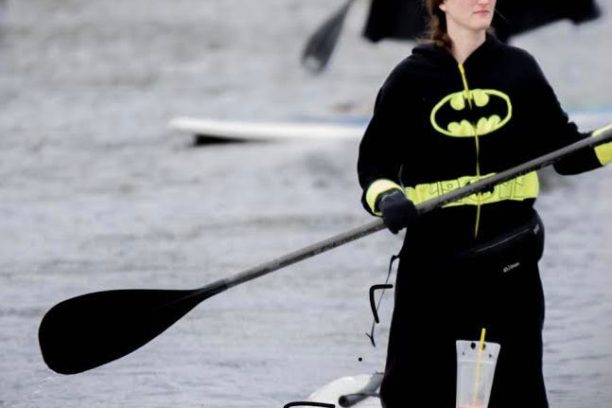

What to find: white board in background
left=169, top=110, right=611, bottom=145
left=168, top=117, right=364, bottom=144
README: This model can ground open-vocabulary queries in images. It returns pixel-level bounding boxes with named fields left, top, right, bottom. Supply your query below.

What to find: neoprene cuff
left=593, top=124, right=612, bottom=165
left=365, top=179, right=403, bottom=215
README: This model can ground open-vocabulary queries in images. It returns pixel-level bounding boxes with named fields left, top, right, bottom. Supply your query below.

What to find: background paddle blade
left=38, top=289, right=208, bottom=374
left=301, top=0, right=353, bottom=73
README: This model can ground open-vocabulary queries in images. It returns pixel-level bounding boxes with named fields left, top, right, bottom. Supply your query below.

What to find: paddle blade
left=301, top=0, right=353, bottom=73
left=38, top=287, right=218, bottom=374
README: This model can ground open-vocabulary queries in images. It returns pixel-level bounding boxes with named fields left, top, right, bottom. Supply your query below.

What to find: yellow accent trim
left=474, top=133, right=482, bottom=238
left=365, top=179, right=403, bottom=215
left=593, top=124, right=612, bottom=165
left=429, top=89, right=513, bottom=137
left=404, top=172, right=540, bottom=208
left=458, top=64, right=473, bottom=108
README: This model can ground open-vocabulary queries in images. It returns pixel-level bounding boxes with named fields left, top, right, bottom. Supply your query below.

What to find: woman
left=357, top=0, right=612, bottom=407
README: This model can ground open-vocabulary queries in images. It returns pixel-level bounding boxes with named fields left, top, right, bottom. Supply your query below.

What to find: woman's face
left=439, top=0, right=496, bottom=33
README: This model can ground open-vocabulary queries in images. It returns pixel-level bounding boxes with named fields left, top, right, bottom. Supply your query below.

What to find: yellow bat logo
left=430, top=89, right=512, bottom=137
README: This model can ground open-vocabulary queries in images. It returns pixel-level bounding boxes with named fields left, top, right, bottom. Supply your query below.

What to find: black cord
left=365, top=254, right=399, bottom=347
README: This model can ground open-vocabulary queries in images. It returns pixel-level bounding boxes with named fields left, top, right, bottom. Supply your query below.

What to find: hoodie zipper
left=458, top=63, right=482, bottom=239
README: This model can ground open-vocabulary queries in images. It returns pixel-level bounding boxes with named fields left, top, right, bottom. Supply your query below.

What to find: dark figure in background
left=357, top=0, right=612, bottom=407
left=364, top=0, right=601, bottom=43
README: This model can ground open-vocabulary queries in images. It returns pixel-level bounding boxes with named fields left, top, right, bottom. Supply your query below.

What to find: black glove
left=377, top=190, right=418, bottom=234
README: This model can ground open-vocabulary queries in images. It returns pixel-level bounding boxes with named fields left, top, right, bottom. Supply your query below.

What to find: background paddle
left=301, top=0, right=355, bottom=73
left=39, top=128, right=612, bottom=375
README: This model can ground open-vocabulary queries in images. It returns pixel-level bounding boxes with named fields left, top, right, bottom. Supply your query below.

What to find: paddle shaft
left=338, top=372, right=384, bottom=407
left=211, top=129, right=612, bottom=294
left=39, top=128, right=612, bottom=375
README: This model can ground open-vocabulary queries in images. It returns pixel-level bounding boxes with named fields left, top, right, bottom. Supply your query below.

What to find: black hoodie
left=358, top=35, right=604, bottom=250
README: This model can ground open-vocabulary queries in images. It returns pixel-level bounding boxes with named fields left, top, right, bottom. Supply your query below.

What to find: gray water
left=0, top=1, right=611, bottom=407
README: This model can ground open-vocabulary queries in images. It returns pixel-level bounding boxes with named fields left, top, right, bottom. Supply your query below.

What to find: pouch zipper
left=470, top=224, right=534, bottom=254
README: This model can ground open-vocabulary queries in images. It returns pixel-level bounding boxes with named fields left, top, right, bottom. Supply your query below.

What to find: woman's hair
left=425, top=0, right=453, bottom=49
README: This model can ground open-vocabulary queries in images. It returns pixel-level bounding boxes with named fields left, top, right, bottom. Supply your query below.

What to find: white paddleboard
left=168, top=116, right=364, bottom=143
left=169, top=110, right=611, bottom=145
left=306, top=373, right=382, bottom=407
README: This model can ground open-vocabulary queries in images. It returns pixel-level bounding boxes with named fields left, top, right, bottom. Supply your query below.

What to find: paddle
left=39, top=128, right=612, bottom=375
left=338, top=372, right=384, bottom=407
left=301, top=0, right=355, bottom=73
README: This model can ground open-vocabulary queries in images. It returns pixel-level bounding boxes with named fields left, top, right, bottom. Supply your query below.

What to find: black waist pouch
left=453, top=212, right=545, bottom=275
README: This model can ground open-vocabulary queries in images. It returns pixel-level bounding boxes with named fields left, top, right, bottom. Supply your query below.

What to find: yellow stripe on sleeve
left=365, top=179, right=403, bottom=215
left=593, top=124, right=612, bottom=165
